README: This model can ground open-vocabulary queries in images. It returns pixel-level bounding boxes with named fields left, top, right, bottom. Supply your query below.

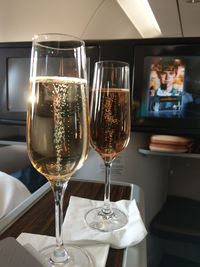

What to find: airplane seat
left=11, top=164, right=47, bottom=193
left=0, top=144, right=31, bottom=221
left=150, top=195, right=200, bottom=266
left=150, top=195, right=200, bottom=244
left=0, top=144, right=47, bottom=193
left=0, top=144, right=30, bottom=174
left=0, top=171, right=31, bottom=219
left=157, top=254, right=200, bottom=267
left=0, top=144, right=47, bottom=219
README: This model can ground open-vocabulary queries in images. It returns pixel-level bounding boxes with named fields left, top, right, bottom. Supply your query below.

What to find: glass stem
left=51, top=181, right=69, bottom=263
left=103, top=161, right=113, bottom=215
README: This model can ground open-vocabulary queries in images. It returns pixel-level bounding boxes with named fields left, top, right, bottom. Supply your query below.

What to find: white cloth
left=63, top=196, right=147, bottom=249
left=17, top=233, right=109, bottom=267
left=0, top=171, right=31, bottom=218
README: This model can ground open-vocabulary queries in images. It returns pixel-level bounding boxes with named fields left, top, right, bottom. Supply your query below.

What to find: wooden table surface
left=0, top=179, right=132, bottom=267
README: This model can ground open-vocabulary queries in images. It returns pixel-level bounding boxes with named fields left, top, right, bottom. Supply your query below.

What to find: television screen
left=141, top=56, right=200, bottom=118
left=7, top=57, right=92, bottom=113
left=0, top=44, right=99, bottom=125
left=7, top=58, right=30, bottom=112
left=132, top=44, right=200, bottom=135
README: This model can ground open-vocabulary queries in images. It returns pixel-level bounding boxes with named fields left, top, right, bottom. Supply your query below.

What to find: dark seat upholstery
left=11, top=164, right=47, bottom=193
left=150, top=195, right=200, bottom=244
left=159, top=254, right=200, bottom=267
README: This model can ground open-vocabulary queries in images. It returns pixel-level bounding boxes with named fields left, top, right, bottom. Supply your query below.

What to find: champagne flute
left=85, top=60, right=131, bottom=231
left=26, top=33, right=92, bottom=266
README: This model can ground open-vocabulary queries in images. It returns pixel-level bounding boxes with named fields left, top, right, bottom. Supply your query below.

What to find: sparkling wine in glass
left=26, top=33, right=92, bottom=266
left=85, top=60, right=131, bottom=232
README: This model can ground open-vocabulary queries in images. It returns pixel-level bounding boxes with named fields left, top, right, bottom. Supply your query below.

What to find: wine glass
left=26, top=33, right=92, bottom=266
left=85, top=60, right=131, bottom=232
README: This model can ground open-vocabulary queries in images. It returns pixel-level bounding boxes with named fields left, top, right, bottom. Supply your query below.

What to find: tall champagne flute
left=85, top=60, right=131, bottom=231
left=26, top=33, right=91, bottom=266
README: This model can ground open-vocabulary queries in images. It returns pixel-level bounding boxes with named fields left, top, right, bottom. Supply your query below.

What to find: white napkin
left=0, top=171, right=31, bottom=218
left=17, top=232, right=109, bottom=267
left=63, top=196, right=147, bottom=249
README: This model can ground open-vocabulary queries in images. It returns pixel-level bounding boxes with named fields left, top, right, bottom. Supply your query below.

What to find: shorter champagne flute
left=85, top=60, right=131, bottom=232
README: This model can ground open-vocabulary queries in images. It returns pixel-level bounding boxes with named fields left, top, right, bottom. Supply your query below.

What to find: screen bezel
left=132, top=43, right=200, bottom=135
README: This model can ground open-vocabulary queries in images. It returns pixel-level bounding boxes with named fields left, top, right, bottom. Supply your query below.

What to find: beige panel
left=178, top=0, right=200, bottom=37
left=0, top=0, right=101, bottom=41
left=148, top=0, right=182, bottom=37
left=0, top=0, right=141, bottom=42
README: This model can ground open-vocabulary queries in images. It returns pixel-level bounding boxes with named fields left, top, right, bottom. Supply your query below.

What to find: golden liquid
left=27, top=77, right=90, bottom=182
left=90, top=88, right=130, bottom=161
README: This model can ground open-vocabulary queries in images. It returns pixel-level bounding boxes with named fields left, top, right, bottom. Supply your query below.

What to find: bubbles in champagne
left=52, top=81, right=67, bottom=172
left=27, top=76, right=89, bottom=181
left=90, top=88, right=130, bottom=160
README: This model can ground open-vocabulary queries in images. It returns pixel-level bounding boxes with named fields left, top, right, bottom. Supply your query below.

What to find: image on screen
left=141, top=56, right=200, bottom=119
left=148, top=57, right=185, bottom=112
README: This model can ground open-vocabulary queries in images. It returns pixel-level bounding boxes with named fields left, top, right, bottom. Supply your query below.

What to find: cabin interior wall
left=0, top=0, right=141, bottom=42
left=0, top=125, right=21, bottom=139
left=168, top=157, right=200, bottom=201
left=0, top=2, right=199, bottom=265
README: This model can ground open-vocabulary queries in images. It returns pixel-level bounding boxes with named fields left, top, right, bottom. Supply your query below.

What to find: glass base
left=40, top=244, right=94, bottom=266
left=85, top=207, right=128, bottom=232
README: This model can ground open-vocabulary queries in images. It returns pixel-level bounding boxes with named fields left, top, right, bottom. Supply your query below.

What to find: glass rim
left=32, top=33, right=85, bottom=50
left=95, top=60, right=129, bottom=68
